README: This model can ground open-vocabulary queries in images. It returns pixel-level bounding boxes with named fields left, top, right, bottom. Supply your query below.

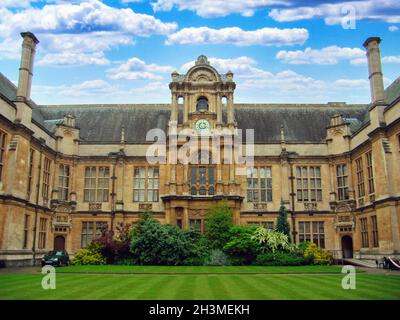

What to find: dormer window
left=196, top=97, right=208, bottom=112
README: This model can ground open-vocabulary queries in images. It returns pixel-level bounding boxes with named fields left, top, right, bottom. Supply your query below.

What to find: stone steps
left=343, top=258, right=377, bottom=268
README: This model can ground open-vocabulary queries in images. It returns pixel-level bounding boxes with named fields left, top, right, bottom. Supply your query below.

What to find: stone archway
left=341, top=235, right=353, bottom=258
left=54, top=235, right=65, bottom=251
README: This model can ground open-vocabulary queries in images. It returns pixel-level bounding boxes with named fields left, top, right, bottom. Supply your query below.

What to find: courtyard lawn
left=0, top=266, right=399, bottom=300
left=55, top=265, right=345, bottom=274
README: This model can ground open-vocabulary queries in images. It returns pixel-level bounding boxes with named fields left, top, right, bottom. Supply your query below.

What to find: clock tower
left=169, top=55, right=236, bottom=131
left=164, top=55, right=242, bottom=228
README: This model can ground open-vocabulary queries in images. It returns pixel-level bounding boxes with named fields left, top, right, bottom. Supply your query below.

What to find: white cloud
left=166, top=27, right=308, bottom=46
left=0, top=0, right=177, bottom=64
left=33, top=79, right=118, bottom=98
left=276, top=46, right=365, bottom=65
left=181, top=56, right=268, bottom=79
left=388, top=25, right=399, bottom=32
left=334, top=79, right=369, bottom=87
left=180, top=56, right=374, bottom=103
left=37, top=52, right=110, bottom=66
left=269, top=0, right=400, bottom=25
left=382, top=56, right=400, bottom=64
left=151, top=0, right=290, bottom=18
left=0, top=0, right=177, bottom=38
left=0, top=0, right=35, bottom=8
left=107, top=57, right=174, bottom=80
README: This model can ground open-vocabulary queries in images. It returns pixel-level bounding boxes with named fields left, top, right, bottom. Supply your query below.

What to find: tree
left=276, top=200, right=291, bottom=239
left=223, top=225, right=259, bottom=265
left=94, top=222, right=132, bottom=264
left=204, top=201, right=233, bottom=250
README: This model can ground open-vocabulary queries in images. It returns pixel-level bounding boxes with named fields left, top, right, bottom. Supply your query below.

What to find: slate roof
left=36, top=103, right=369, bottom=143
left=1, top=72, right=399, bottom=144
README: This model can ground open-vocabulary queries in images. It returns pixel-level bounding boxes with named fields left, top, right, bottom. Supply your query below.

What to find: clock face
left=195, top=119, right=210, bottom=133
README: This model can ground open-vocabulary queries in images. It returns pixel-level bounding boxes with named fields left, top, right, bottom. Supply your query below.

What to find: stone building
left=0, top=32, right=399, bottom=266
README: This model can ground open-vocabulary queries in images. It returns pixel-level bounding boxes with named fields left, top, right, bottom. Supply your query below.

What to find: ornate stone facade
left=0, top=33, right=399, bottom=266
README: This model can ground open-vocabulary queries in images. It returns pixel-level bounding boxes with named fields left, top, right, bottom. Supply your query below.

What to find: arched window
left=196, top=97, right=208, bottom=112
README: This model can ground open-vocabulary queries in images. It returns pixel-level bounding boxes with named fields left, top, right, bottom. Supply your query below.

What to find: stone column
left=216, top=93, right=222, bottom=125
left=227, top=92, right=234, bottom=125
left=170, top=93, right=178, bottom=123
left=183, top=93, right=189, bottom=126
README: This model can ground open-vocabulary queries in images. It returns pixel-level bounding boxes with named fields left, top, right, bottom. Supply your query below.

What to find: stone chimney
left=15, top=32, right=39, bottom=125
left=17, top=32, right=39, bottom=100
left=363, top=37, right=386, bottom=127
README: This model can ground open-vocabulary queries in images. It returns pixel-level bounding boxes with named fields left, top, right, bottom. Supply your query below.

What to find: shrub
left=303, top=242, right=333, bottom=265
left=72, top=242, right=106, bottom=265
left=204, top=201, right=233, bottom=250
left=94, top=222, right=133, bottom=264
left=223, top=225, right=259, bottom=265
left=204, top=249, right=231, bottom=266
left=251, top=227, right=292, bottom=253
left=130, top=215, right=196, bottom=265
left=254, top=252, right=308, bottom=266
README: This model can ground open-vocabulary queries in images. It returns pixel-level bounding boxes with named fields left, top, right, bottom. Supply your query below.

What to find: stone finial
left=226, top=70, right=233, bottom=81
left=195, top=55, right=210, bottom=65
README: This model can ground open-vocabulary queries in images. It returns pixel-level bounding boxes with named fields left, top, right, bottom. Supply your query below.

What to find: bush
left=204, top=201, right=233, bottom=250
left=72, top=242, right=106, bottom=265
left=130, top=215, right=196, bottom=265
left=254, top=252, right=308, bottom=266
left=204, top=249, right=231, bottom=266
left=303, top=242, right=333, bottom=265
left=94, top=222, right=133, bottom=264
left=223, top=225, right=259, bottom=265
left=251, top=227, right=292, bottom=253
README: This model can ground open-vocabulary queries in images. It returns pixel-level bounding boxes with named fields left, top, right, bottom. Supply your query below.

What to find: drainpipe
left=32, top=138, right=44, bottom=265
left=289, top=162, right=296, bottom=244
left=110, top=156, right=117, bottom=232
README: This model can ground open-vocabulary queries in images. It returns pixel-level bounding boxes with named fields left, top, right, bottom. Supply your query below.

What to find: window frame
left=371, top=215, right=379, bottom=248
left=42, top=158, right=51, bottom=201
left=355, top=157, right=365, bottom=198
left=298, top=221, right=325, bottom=248
left=296, top=166, right=322, bottom=202
left=246, top=167, right=273, bottom=203
left=38, top=218, right=47, bottom=249
left=360, top=217, right=369, bottom=248
left=27, top=149, right=34, bottom=197
left=133, top=166, right=159, bottom=202
left=366, top=152, right=375, bottom=195
left=58, top=164, right=70, bottom=201
left=0, top=130, right=6, bottom=182
left=83, top=166, right=110, bottom=203
left=336, top=163, right=349, bottom=201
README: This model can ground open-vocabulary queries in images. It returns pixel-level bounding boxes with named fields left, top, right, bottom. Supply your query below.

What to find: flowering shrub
left=303, top=242, right=333, bottom=265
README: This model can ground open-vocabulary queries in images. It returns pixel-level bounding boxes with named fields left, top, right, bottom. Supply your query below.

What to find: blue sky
left=0, top=0, right=399, bottom=105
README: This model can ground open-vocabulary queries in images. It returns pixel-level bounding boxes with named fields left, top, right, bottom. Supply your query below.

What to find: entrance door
left=341, top=235, right=353, bottom=258
left=54, top=235, right=65, bottom=251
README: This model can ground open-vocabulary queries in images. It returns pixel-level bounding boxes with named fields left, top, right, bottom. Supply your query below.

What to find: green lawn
left=0, top=265, right=399, bottom=300
left=55, top=265, right=345, bottom=274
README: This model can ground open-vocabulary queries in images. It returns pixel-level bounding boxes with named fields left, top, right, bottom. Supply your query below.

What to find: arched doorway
left=341, top=235, right=353, bottom=258
left=54, top=235, right=65, bottom=251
